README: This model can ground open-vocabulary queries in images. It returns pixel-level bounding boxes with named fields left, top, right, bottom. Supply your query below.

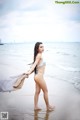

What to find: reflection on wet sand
left=34, top=110, right=50, bottom=120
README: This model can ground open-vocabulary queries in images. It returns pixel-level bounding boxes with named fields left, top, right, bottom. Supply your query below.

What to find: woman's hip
left=34, top=73, right=43, bottom=81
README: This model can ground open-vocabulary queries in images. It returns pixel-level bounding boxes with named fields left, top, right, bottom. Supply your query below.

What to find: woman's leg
left=35, top=76, right=54, bottom=111
left=34, top=82, right=41, bottom=110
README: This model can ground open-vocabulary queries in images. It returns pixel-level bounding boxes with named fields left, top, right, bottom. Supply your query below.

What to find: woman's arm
left=26, top=54, right=41, bottom=75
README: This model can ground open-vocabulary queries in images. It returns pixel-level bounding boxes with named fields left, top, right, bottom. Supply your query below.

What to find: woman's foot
left=34, top=107, right=42, bottom=111
left=47, top=105, right=55, bottom=112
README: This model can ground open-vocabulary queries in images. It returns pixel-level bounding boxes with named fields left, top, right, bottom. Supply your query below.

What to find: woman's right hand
left=25, top=71, right=30, bottom=77
left=22, top=72, right=29, bottom=78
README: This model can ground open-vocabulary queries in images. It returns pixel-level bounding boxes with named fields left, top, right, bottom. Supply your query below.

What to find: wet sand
left=0, top=75, right=80, bottom=120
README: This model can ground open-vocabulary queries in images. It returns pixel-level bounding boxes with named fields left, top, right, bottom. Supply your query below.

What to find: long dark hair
left=34, top=42, right=43, bottom=74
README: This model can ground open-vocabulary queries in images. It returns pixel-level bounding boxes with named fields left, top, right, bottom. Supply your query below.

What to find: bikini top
left=37, top=59, right=46, bottom=68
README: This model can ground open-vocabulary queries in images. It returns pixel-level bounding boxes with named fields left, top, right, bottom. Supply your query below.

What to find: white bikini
left=36, top=59, right=46, bottom=74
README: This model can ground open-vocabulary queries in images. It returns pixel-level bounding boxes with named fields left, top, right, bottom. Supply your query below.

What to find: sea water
left=0, top=42, right=80, bottom=91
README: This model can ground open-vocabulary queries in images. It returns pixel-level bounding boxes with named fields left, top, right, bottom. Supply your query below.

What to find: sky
left=0, top=0, right=80, bottom=43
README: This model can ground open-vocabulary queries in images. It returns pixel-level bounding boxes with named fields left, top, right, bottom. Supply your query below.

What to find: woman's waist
left=36, top=71, right=44, bottom=75
left=36, top=69, right=45, bottom=75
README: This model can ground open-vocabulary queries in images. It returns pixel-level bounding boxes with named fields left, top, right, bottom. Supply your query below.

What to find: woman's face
left=38, top=44, right=44, bottom=53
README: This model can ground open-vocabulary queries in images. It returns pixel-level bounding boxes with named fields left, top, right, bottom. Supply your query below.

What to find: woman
left=25, top=42, right=55, bottom=111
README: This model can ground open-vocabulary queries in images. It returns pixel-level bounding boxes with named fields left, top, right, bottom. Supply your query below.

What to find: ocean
left=0, top=42, right=80, bottom=91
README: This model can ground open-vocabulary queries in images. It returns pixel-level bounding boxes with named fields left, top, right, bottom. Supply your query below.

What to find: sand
left=0, top=74, right=80, bottom=120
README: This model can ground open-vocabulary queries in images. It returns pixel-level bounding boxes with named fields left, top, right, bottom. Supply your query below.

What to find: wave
left=51, top=62, right=80, bottom=72
left=56, top=52, right=77, bottom=57
left=47, top=74, right=80, bottom=91
left=74, top=83, right=80, bottom=91
left=55, top=64, right=80, bottom=72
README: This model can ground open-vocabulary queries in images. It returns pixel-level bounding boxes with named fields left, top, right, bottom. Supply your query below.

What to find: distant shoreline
left=2, top=41, right=80, bottom=44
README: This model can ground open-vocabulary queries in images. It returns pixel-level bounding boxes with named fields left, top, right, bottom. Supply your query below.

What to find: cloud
left=0, top=0, right=48, bottom=16
left=0, top=0, right=80, bottom=42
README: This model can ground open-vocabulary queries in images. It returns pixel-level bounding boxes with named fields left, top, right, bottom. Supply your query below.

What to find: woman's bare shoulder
left=36, top=53, right=42, bottom=59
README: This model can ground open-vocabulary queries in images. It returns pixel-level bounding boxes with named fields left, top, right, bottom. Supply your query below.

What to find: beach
left=0, top=75, right=80, bottom=120
left=0, top=42, right=80, bottom=120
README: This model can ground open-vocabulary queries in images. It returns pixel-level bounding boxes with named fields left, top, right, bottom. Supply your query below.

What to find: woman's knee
left=35, top=89, right=41, bottom=95
left=43, top=88, right=48, bottom=93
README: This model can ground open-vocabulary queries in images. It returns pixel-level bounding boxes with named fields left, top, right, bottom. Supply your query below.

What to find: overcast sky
left=0, top=0, right=80, bottom=43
